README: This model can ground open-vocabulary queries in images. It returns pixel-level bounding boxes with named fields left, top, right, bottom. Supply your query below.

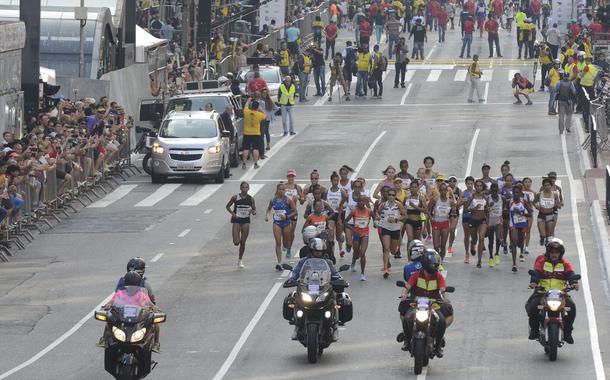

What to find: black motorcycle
left=282, top=259, right=352, bottom=363
left=94, top=305, right=166, bottom=380
left=528, top=270, right=580, bottom=361
left=396, top=281, right=454, bottom=375
left=134, top=126, right=156, bottom=176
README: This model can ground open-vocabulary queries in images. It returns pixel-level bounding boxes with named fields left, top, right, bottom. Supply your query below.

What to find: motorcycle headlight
left=415, top=310, right=428, bottom=323
left=112, top=326, right=126, bottom=342
left=130, top=328, right=147, bottom=343
left=316, top=292, right=330, bottom=303
left=152, top=143, right=164, bottom=154
left=547, top=299, right=562, bottom=311
left=301, top=293, right=313, bottom=303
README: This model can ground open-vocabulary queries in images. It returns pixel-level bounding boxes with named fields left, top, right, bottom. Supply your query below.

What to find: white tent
left=135, top=25, right=167, bottom=63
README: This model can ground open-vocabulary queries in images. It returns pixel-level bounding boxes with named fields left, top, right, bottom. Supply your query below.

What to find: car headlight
left=301, top=293, right=313, bottom=303
left=547, top=299, right=562, bottom=311
left=112, top=326, right=126, bottom=342
left=208, top=144, right=221, bottom=153
left=415, top=310, right=428, bottom=323
left=130, top=328, right=147, bottom=343
left=152, top=143, right=164, bottom=154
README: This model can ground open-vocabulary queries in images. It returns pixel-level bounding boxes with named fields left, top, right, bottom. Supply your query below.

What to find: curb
left=591, top=201, right=610, bottom=285
left=575, top=117, right=592, bottom=176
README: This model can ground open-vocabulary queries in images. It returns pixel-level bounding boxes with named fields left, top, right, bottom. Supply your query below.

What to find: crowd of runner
left=227, top=158, right=564, bottom=279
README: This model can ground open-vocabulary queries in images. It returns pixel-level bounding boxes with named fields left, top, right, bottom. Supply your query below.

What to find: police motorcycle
left=281, top=251, right=352, bottom=363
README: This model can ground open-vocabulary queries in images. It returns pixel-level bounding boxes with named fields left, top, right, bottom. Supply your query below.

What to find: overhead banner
left=259, top=0, right=286, bottom=36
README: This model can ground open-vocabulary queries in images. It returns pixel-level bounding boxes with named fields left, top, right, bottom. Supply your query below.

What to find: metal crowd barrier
left=218, top=1, right=331, bottom=75
left=0, top=127, right=140, bottom=263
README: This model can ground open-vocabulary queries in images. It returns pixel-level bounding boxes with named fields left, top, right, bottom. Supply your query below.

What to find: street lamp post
left=74, top=0, right=88, bottom=77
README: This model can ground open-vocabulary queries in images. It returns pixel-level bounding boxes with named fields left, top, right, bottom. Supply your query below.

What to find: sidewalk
left=575, top=117, right=610, bottom=283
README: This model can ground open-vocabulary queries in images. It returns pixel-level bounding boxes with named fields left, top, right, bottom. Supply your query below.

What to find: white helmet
left=218, top=76, right=229, bottom=84
left=408, top=239, right=426, bottom=260
left=309, top=237, right=327, bottom=252
left=303, top=226, right=319, bottom=244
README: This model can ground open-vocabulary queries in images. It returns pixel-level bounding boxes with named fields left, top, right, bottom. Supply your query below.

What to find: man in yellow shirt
left=547, top=59, right=561, bottom=115
left=538, top=43, right=553, bottom=91
left=242, top=99, right=266, bottom=170
left=467, top=55, right=485, bottom=103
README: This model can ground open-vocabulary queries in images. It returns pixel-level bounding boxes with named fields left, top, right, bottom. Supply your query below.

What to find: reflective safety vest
left=580, top=64, right=597, bottom=87
left=468, top=61, right=481, bottom=78
left=576, top=61, right=586, bottom=78
left=548, top=68, right=560, bottom=88
left=302, top=55, right=312, bottom=74
left=416, top=277, right=438, bottom=292
left=539, top=261, right=567, bottom=290
left=565, top=63, right=576, bottom=81
left=357, top=52, right=370, bottom=71
left=279, top=83, right=296, bottom=105
left=279, top=50, right=290, bottom=67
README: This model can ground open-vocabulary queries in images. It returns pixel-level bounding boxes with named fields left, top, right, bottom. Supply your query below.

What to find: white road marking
left=464, top=128, right=481, bottom=177
left=481, top=70, right=493, bottom=82
left=400, top=83, right=413, bottom=105
left=0, top=292, right=114, bottom=379
left=509, top=69, right=519, bottom=81
left=313, top=71, right=334, bottom=106
left=483, top=83, right=490, bottom=104
left=454, top=69, right=467, bottom=81
left=212, top=282, right=283, bottom=380
left=151, top=253, right=164, bottom=262
left=350, top=130, right=388, bottom=181
left=177, top=229, right=191, bottom=238
left=179, top=184, right=223, bottom=207
left=135, top=184, right=181, bottom=207
left=89, top=185, right=138, bottom=208
left=240, top=134, right=298, bottom=181
left=560, top=134, right=606, bottom=380
left=424, top=45, right=437, bottom=61
left=404, top=70, right=416, bottom=82
left=247, top=183, right=265, bottom=196
left=426, top=69, right=442, bottom=82
left=204, top=209, right=213, bottom=214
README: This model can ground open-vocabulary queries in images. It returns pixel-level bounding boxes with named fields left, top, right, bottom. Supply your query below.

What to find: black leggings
left=261, top=120, right=271, bottom=148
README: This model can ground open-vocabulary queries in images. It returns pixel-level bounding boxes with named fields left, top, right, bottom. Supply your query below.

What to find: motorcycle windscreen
left=298, top=258, right=332, bottom=295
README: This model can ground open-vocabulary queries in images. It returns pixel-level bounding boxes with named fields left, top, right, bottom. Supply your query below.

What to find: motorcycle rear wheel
left=548, top=323, right=559, bottom=362
left=413, top=339, right=425, bottom=375
left=307, top=324, right=319, bottom=364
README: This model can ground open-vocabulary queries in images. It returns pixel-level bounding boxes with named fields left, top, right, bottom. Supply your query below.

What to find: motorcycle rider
left=115, top=257, right=155, bottom=304
left=397, top=250, right=454, bottom=357
left=403, top=239, right=426, bottom=281
left=289, top=238, right=343, bottom=341
left=526, top=238, right=578, bottom=343
left=99, top=272, right=160, bottom=350
left=299, top=225, right=320, bottom=258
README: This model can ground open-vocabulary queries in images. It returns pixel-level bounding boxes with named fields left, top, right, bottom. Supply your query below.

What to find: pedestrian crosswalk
left=378, top=66, right=540, bottom=83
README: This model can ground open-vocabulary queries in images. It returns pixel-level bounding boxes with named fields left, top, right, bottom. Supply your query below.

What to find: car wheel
left=215, top=163, right=225, bottom=184
left=230, top=138, right=239, bottom=168
left=224, top=156, right=231, bottom=178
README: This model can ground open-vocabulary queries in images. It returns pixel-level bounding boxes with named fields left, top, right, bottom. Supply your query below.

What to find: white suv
left=150, top=111, right=232, bottom=183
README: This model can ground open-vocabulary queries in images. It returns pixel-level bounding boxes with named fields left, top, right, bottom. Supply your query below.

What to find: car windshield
left=166, top=96, right=229, bottom=113
left=239, top=69, right=281, bottom=84
left=159, top=118, right=217, bottom=138
left=298, top=258, right=331, bottom=287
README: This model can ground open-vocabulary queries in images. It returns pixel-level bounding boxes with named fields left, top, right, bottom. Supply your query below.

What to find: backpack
left=379, top=55, right=388, bottom=71
left=557, top=81, right=574, bottom=102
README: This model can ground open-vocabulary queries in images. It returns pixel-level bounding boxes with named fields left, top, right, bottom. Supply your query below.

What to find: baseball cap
left=287, top=169, right=297, bottom=177
left=448, top=175, right=458, bottom=181
left=436, top=174, right=446, bottom=181
left=547, top=171, right=558, bottom=178
left=482, top=162, right=491, bottom=169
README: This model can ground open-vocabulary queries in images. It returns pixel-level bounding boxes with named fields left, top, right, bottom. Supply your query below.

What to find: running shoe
left=470, top=249, right=476, bottom=256
left=495, top=254, right=500, bottom=265
left=254, top=163, right=260, bottom=169
left=476, top=261, right=482, bottom=268
left=338, top=233, right=345, bottom=243
left=238, top=260, right=244, bottom=268
left=512, top=266, right=518, bottom=272
left=275, top=264, right=283, bottom=271
left=503, top=245, right=508, bottom=255
left=464, top=255, right=470, bottom=264
left=519, top=254, right=525, bottom=262
left=286, top=249, right=291, bottom=259
left=360, top=273, right=367, bottom=281
left=340, top=250, right=346, bottom=258
left=539, top=236, right=545, bottom=246
left=383, top=270, right=390, bottom=279
left=447, top=245, right=453, bottom=254
left=426, top=235, right=433, bottom=242
left=524, top=246, right=529, bottom=255
left=488, top=258, right=495, bottom=268
left=346, top=245, right=352, bottom=253
left=394, top=250, right=402, bottom=259
left=351, top=263, right=357, bottom=272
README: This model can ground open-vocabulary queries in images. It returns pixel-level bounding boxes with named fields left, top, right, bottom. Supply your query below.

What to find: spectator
left=247, top=71, right=268, bottom=94
left=512, top=73, right=534, bottom=105
left=312, top=15, right=325, bottom=46
left=546, top=23, right=561, bottom=59
left=325, top=20, right=339, bottom=60
left=311, top=43, right=326, bottom=96
left=385, top=14, right=402, bottom=59
left=485, top=13, right=502, bottom=58
left=297, top=49, right=313, bottom=102
left=278, top=76, right=297, bottom=136
left=160, top=20, right=174, bottom=41
left=286, top=23, right=301, bottom=57
left=394, top=37, right=409, bottom=88
left=359, top=17, right=373, bottom=46
left=409, top=18, right=427, bottom=60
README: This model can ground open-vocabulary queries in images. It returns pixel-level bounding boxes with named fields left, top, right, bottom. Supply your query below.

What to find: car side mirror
left=338, top=264, right=350, bottom=272
left=221, top=130, right=232, bottom=138
left=570, top=274, right=581, bottom=281
left=331, top=279, right=349, bottom=288
left=445, top=286, right=455, bottom=293
left=396, top=281, right=406, bottom=288
left=149, top=131, right=158, bottom=138
left=283, top=279, right=297, bottom=288
left=528, top=269, right=537, bottom=277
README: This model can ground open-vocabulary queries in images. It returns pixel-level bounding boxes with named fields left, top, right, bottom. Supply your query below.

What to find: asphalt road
left=1, top=19, right=610, bottom=380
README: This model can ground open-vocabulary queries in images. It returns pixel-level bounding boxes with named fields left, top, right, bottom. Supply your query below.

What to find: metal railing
left=591, top=111, right=599, bottom=168
left=0, top=127, right=140, bottom=263
left=606, top=165, right=610, bottom=222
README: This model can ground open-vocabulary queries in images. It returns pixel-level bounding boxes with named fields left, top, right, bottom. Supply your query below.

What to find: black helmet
left=124, top=271, right=143, bottom=287
left=421, top=249, right=439, bottom=273
left=127, top=257, right=146, bottom=277
left=545, top=237, right=565, bottom=259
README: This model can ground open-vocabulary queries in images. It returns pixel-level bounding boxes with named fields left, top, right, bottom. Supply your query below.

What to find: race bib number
left=236, top=206, right=251, bottom=218
left=273, top=209, right=286, bottom=221
left=329, top=198, right=341, bottom=210
left=436, top=205, right=450, bottom=217
left=315, top=221, right=327, bottom=232
left=514, top=213, right=527, bottom=224
left=491, top=208, right=502, bottom=217
left=355, top=217, right=369, bottom=229
left=540, top=199, right=554, bottom=208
